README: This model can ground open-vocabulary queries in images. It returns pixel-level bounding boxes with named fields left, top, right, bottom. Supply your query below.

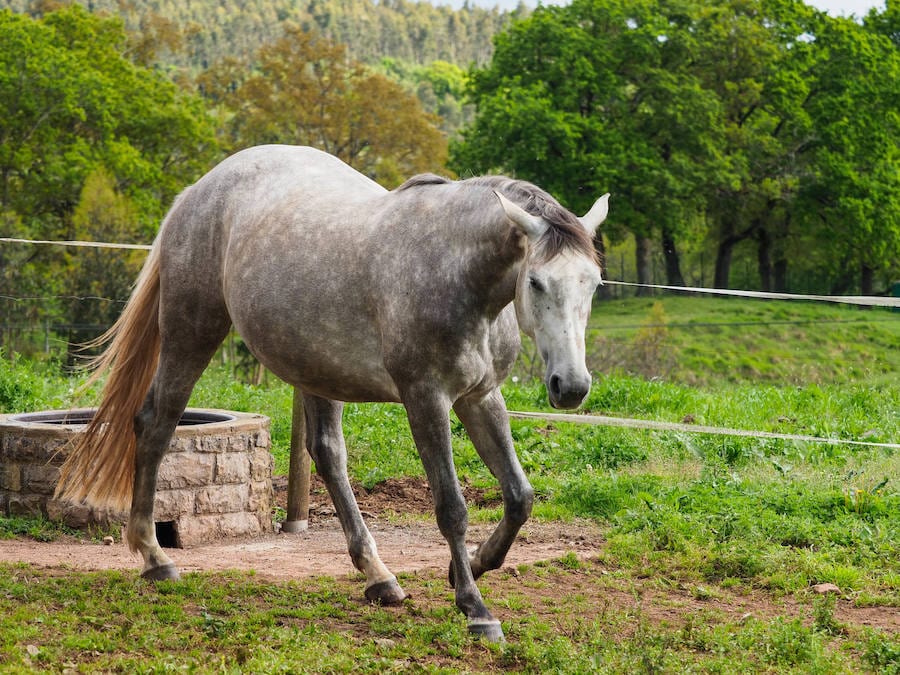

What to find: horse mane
left=394, top=173, right=452, bottom=190
left=395, top=173, right=597, bottom=263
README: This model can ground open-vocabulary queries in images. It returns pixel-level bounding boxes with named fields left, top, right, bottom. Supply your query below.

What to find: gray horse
left=56, top=145, right=609, bottom=641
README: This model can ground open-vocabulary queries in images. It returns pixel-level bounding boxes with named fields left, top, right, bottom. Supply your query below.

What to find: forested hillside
left=1, top=0, right=519, bottom=68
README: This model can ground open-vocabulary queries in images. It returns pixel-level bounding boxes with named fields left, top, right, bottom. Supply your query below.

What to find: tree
left=452, top=0, right=900, bottom=294
left=65, top=168, right=146, bottom=339
left=451, top=0, right=731, bottom=290
left=205, top=25, right=448, bottom=187
left=0, top=5, right=219, bottom=352
left=792, top=10, right=900, bottom=294
left=0, top=6, right=219, bottom=235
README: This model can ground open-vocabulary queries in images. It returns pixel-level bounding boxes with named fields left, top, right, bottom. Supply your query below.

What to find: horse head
left=495, top=190, right=609, bottom=409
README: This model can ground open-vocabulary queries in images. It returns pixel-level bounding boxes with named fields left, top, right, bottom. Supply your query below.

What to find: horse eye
left=529, top=276, right=545, bottom=293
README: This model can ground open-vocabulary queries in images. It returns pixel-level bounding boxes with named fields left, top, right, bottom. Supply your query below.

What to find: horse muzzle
left=547, top=370, right=591, bottom=409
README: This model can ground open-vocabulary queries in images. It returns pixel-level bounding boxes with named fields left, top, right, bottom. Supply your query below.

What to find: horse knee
left=435, top=497, right=469, bottom=539
left=311, top=454, right=347, bottom=489
left=505, top=482, right=534, bottom=527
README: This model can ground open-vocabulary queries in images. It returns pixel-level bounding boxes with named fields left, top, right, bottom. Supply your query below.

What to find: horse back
left=156, top=145, right=520, bottom=403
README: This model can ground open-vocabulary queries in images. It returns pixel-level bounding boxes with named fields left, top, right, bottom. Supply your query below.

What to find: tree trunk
left=772, top=212, right=790, bottom=293
left=830, top=254, right=854, bottom=295
left=756, top=226, right=772, bottom=291
left=661, top=228, right=685, bottom=287
left=774, top=258, right=788, bottom=293
left=714, top=238, right=734, bottom=289
left=860, top=263, right=875, bottom=296
left=635, top=235, right=653, bottom=296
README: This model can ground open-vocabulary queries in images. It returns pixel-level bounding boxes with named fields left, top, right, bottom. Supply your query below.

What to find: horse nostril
left=549, top=373, right=562, bottom=398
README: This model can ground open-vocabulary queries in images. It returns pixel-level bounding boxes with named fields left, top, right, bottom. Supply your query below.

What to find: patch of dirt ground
left=1, top=476, right=897, bottom=635
left=0, top=476, right=599, bottom=580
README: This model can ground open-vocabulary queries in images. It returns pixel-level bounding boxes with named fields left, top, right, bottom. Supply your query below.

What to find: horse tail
left=54, top=237, right=163, bottom=513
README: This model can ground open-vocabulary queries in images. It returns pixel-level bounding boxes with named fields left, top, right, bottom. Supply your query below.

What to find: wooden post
left=281, top=388, right=311, bottom=533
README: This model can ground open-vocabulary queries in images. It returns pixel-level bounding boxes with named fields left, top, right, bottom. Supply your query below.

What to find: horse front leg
left=453, top=388, right=534, bottom=582
left=403, top=388, right=504, bottom=642
left=302, top=394, right=406, bottom=605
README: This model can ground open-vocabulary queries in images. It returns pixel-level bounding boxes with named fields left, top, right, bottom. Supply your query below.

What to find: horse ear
left=580, top=193, right=610, bottom=235
left=493, top=190, right=548, bottom=240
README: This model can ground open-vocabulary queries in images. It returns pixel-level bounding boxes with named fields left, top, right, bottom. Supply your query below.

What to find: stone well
left=0, top=408, right=274, bottom=547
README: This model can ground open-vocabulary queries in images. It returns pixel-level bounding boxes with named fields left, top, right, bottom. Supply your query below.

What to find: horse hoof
left=141, top=563, right=180, bottom=581
left=365, top=578, right=407, bottom=606
left=468, top=618, right=504, bottom=642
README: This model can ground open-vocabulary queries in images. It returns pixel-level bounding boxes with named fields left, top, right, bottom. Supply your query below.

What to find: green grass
left=1, top=560, right=896, bottom=673
left=574, top=296, right=900, bottom=386
left=1, top=297, right=897, bottom=671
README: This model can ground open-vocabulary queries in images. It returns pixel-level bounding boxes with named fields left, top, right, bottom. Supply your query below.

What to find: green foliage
left=204, top=25, right=447, bottom=187
left=812, top=593, right=842, bottom=636
left=0, top=515, right=78, bottom=542
left=378, top=58, right=474, bottom=137
left=0, top=356, right=44, bottom=412
left=453, top=0, right=900, bottom=295
left=66, top=168, right=146, bottom=331
left=0, top=354, right=73, bottom=412
left=1, top=0, right=515, bottom=143
left=0, top=5, right=219, bottom=354
left=0, top=5, right=218, bottom=231
left=864, top=630, right=900, bottom=674
left=0, top=0, right=516, bottom=69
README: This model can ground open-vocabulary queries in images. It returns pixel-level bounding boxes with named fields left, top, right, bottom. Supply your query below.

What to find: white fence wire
left=2, top=236, right=897, bottom=450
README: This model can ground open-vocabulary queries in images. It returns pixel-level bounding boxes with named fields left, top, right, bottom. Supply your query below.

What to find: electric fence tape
left=4, top=236, right=898, bottom=448
left=0, top=237, right=152, bottom=251
left=508, top=410, right=900, bottom=450
left=604, top=280, right=900, bottom=308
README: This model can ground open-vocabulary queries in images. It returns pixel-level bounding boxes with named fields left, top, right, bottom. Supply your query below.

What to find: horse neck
left=389, top=185, right=526, bottom=317
left=462, top=225, right=528, bottom=318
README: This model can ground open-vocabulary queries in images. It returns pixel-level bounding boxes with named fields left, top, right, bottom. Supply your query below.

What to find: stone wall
left=0, top=409, right=274, bottom=547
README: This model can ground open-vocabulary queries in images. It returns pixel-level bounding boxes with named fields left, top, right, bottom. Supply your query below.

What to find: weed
left=555, top=551, right=582, bottom=570
left=812, top=594, right=843, bottom=636
left=863, top=630, right=900, bottom=674
left=762, top=617, right=818, bottom=667
left=0, top=515, right=87, bottom=542
left=843, top=475, right=890, bottom=518
left=200, top=609, right=228, bottom=639
left=692, top=585, right=715, bottom=601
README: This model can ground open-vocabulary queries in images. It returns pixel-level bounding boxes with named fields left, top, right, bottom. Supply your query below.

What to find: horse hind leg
left=128, top=323, right=230, bottom=580
left=302, top=394, right=406, bottom=605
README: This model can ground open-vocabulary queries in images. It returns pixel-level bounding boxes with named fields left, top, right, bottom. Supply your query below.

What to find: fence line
left=1, top=295, right=128, bottom=305
left=4, top=235, right=898, bottom=307
left=2, top=237, right=896, bottom=448
left=604, top=280, right=900, bottom=308
left=508, top=410, right=900, bottom=450
left=0, top=237, right=152, bottom=251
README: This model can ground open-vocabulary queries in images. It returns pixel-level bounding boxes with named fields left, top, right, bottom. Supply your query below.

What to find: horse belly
left=234, top=310, right=401, bottom=403
left=281, top=349, right=401, bottom=404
